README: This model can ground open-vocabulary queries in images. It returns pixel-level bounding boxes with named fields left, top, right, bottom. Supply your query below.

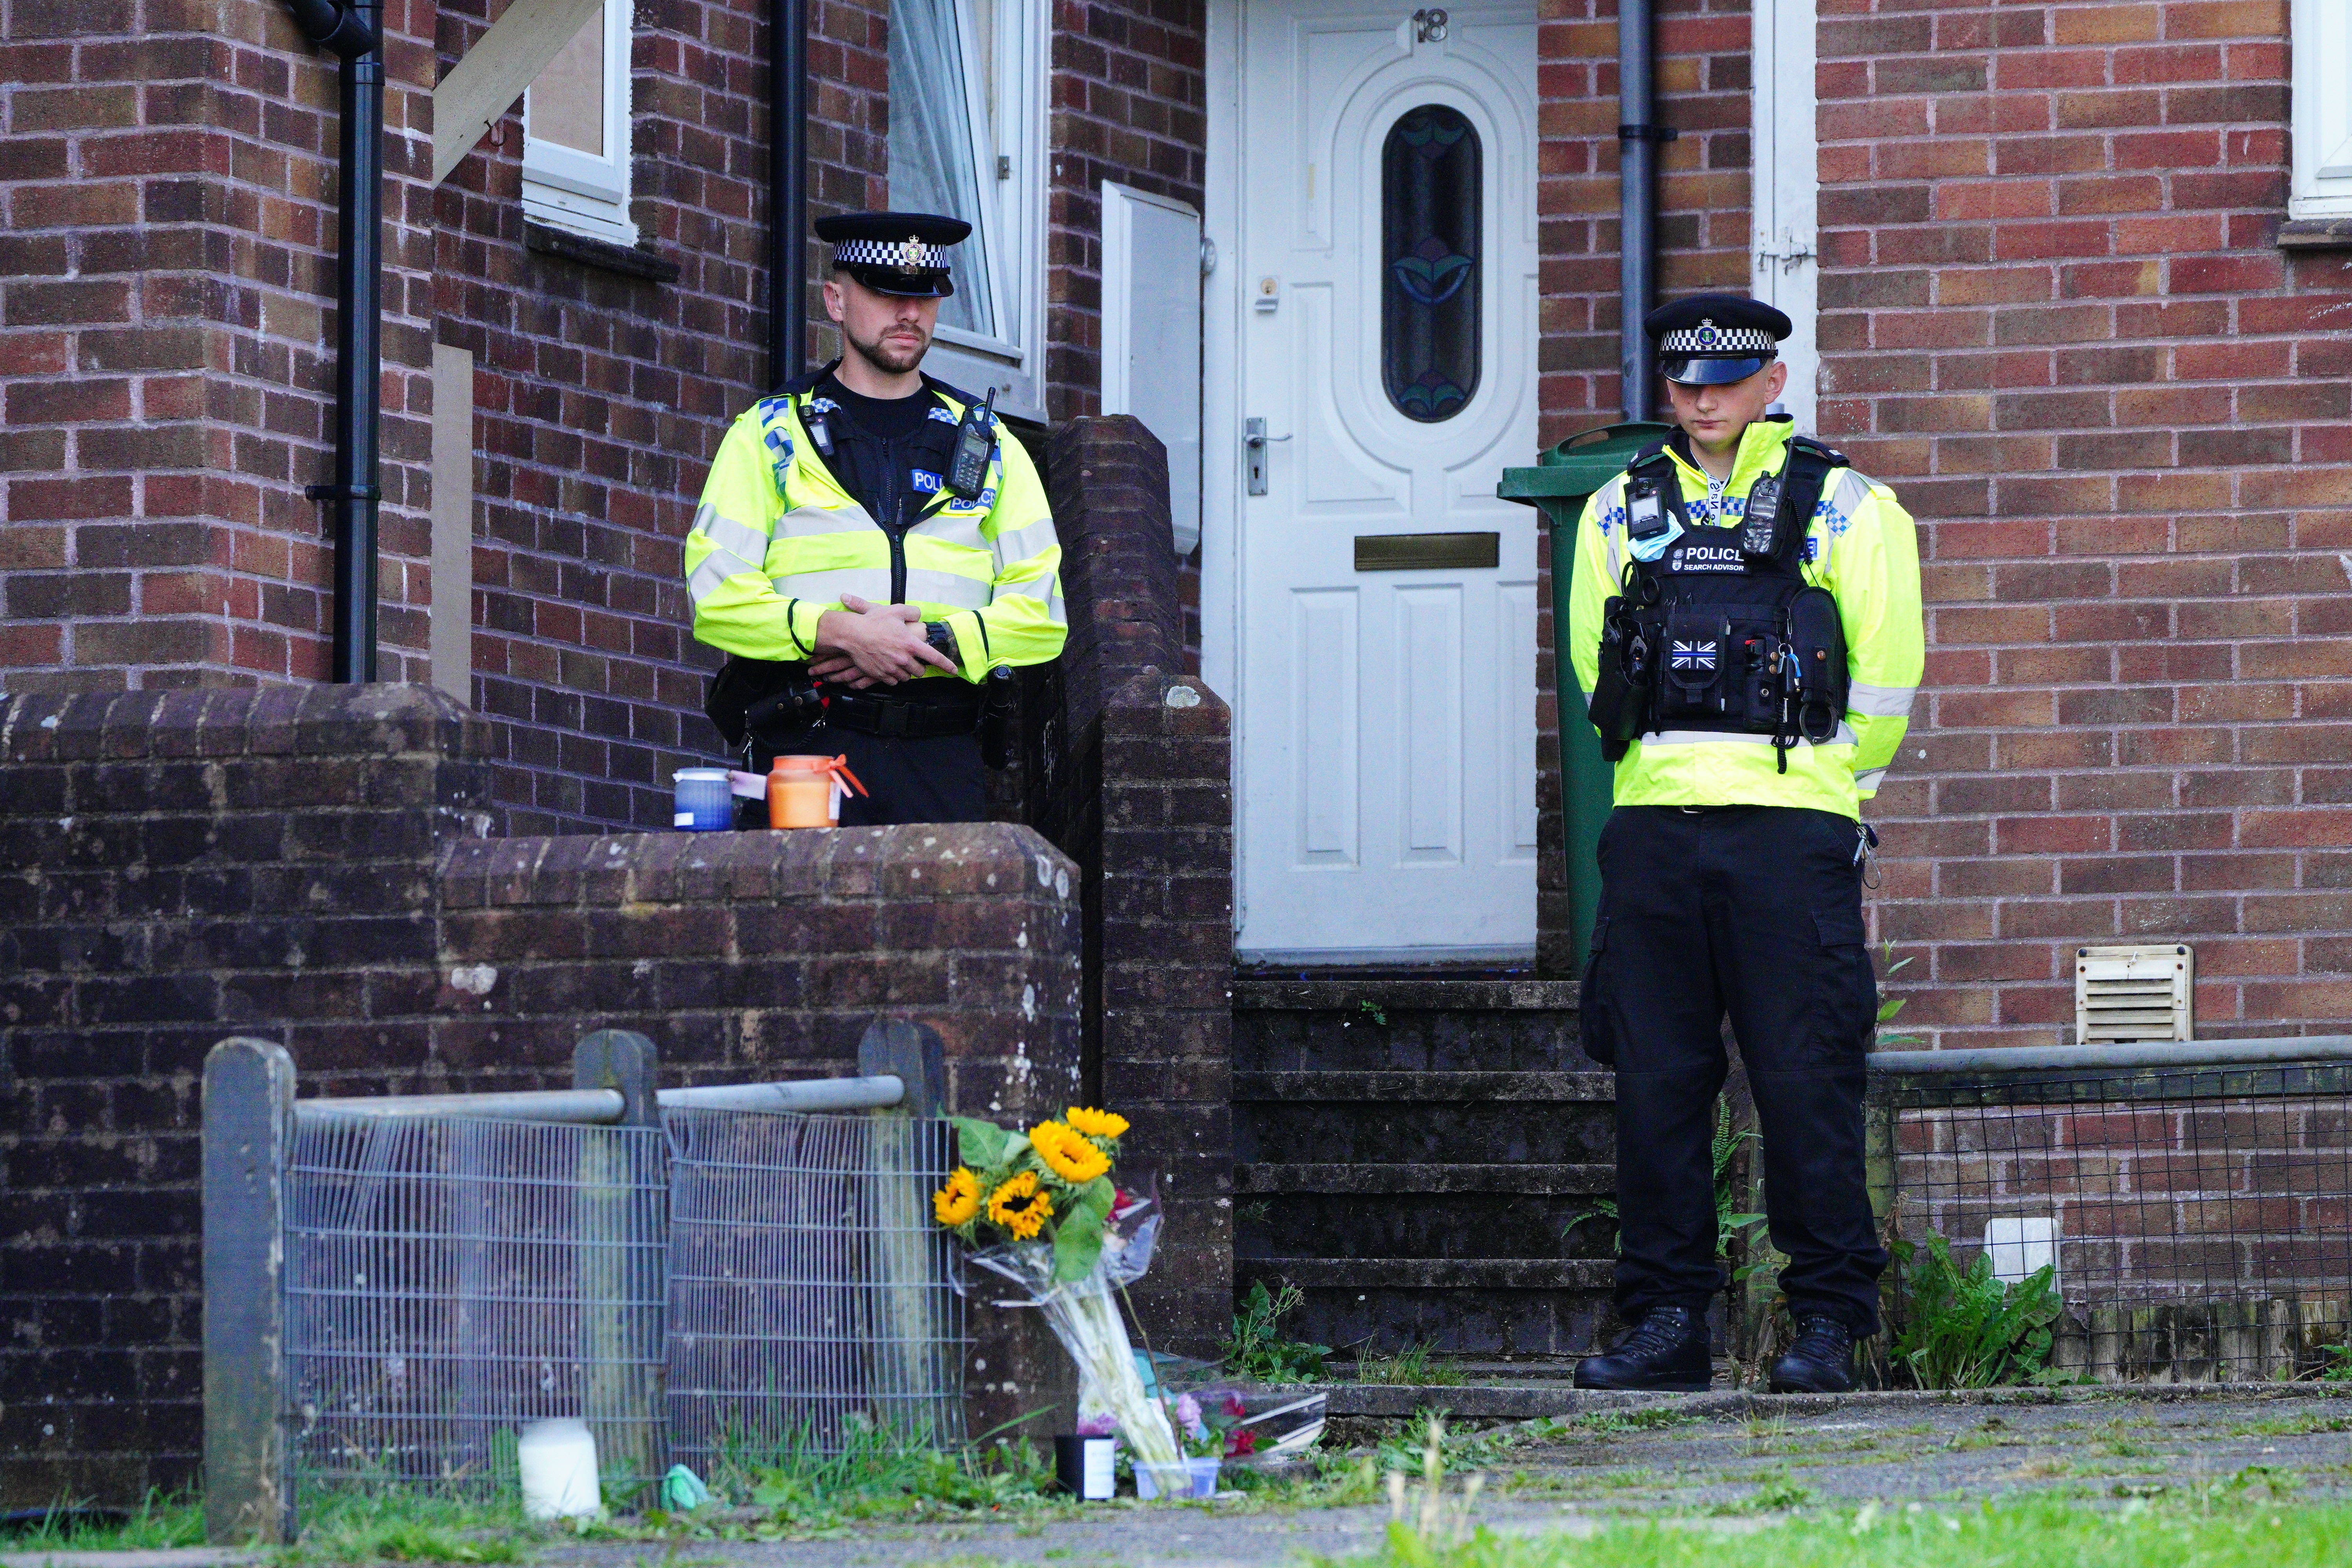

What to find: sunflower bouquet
left=933, top=1107, right=1183, bottom=1481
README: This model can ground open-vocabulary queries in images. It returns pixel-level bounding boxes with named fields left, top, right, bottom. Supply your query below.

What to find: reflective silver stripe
left=992, top=518, right=1058, bottom=568
left=688, top=553, right=761, bottom=605
left=1644, top=724, right=1859, bottom=748
left=1847, top=681, right=1917, bottom=719
left=773, top=501, right=877, bottom=539
left=1855, top=767, right=1889, bottom=793
left=769, top=564, right=992, bottom=610
left=918, top=510, right=990, bottom=553
left=691, top=503, right=773, bottom=565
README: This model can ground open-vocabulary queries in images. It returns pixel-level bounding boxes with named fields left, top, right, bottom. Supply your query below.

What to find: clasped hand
left=809, top=594, right=958, bottom=688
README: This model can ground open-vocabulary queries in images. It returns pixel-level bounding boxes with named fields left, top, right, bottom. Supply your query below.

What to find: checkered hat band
left=1659, top=325, right=1776, bottom=355
left=833, top=238, right=949, bottom=269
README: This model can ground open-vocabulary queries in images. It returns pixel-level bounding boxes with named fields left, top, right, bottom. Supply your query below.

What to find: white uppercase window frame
left=2292, top=0, right=2352, bottom=219
left=522, top=0, right=637, bottom=246
left=888, top=0, right=1048, bottom=421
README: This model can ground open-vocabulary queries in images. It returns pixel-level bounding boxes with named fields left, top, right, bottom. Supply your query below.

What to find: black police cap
left=1644, top=294, right=1793, bottom=386
left=815, top=210, right=971, bottom=299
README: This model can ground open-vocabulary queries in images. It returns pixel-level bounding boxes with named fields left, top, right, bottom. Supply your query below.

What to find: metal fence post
left=574, top=1030, right=664, bottom=1497
left=859, top=1019, right=958, bottom=1439
left=203, top=1037, right=297, bottom=1546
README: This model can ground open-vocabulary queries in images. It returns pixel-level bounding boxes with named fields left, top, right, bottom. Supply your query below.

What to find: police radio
left=946, top=388, right=998, bottom=501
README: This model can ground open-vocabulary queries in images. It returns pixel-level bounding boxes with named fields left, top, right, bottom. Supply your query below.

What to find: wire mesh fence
left=278, top=1105, right=964, bottom=1499
left=664, top=1109, right=964, bottom=1470
left=284, top=1112, right=669, bottom=1492
left=1884, top=1059, right=2352, bottom=1381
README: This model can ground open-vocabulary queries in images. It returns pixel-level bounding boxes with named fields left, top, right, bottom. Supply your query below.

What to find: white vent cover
left=2074, top=944, right=2193, bottom=1044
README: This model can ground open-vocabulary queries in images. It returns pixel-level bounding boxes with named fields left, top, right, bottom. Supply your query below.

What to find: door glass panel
left=1381, top=104, right=1480, bottom=422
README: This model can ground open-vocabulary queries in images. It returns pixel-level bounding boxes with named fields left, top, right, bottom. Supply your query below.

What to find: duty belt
left=812, top=687, right=980, bottom=739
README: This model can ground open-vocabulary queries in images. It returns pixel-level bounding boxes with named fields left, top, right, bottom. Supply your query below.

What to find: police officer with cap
left=1564, top=294, right=1924, bottom=1393
left=684, top=211, right=1065, bottom=824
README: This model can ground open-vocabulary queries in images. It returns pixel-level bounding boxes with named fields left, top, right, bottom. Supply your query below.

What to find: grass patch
left=1570, top=1410, right=1700, bottom=1435
left=0, top=1493, right=205, bottom=1552
left=285, top=1489, right=538, bottom=1564
left=2229, top=1411, right=2352, bottom=1437
left=1324, top=1498, right=2352, bottom=1568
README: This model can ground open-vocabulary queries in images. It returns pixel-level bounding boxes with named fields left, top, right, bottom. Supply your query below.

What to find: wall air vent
left=2074, top=944, right=2193, bottom=1045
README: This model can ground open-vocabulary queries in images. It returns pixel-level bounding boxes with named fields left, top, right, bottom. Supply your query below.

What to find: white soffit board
left=1102, top=181, right=1205, bottom=556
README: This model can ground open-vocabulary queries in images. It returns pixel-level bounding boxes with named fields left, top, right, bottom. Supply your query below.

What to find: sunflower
left=1065, top=1106, right=1129, bottom=1141
left=1031, top=1119, right=1112, bottom=1184
left=986, top=1171, right=1052, bottom=1240
left=933, top=1167, right=981, bottom=1227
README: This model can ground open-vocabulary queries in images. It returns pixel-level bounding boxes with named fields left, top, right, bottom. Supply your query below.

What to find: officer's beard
left=844, top=318, right=932, bottom=378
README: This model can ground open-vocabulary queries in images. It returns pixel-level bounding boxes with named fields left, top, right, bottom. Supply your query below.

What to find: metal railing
left=202, top=1023, right=958, bottom=1544
left=1867, top=1036, right=2352, bottom=1383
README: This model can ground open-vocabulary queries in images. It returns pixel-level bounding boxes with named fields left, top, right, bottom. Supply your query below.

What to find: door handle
left=1245, top=417, right=1292, bottom=497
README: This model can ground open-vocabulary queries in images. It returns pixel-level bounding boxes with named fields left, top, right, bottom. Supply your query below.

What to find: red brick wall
left=1815, top=0, right=2352, bottom=1047
left=0, top=0, right=437, bottom=693
left=432, top=0, right=887, bottom=833
left=1534, top=0, right=1754, bottom=971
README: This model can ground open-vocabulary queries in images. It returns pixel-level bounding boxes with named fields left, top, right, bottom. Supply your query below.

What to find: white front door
left=1751, top=0, right=1820, bottom=427
left=1229, top=0, right=1538, bottom=962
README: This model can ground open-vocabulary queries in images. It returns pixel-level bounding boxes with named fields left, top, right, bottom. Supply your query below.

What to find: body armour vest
left=1586, top=434, right=1852, bottom=773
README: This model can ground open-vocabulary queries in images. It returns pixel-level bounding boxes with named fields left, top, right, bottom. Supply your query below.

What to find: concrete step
left=1237, top=1162, right=1614, bottom=1194
left=1230, top=972, right=1607, bottom=1356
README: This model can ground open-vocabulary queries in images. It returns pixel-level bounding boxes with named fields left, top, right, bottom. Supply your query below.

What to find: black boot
left=1573, top=1306, right=1712, bottom=1392
left=1768, top=1314, right=1857, bottom=1394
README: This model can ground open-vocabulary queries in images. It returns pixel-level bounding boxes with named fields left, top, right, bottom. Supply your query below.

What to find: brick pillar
left=1036, top=416, right=1235, bottom=1356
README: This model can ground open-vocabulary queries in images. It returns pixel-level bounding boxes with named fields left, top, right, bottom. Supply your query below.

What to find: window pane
left=888, top=0, right=997, bottom=339
left=1381, top=105, right=1480, bottom=423
left=531, top=4, right=606, bottom=156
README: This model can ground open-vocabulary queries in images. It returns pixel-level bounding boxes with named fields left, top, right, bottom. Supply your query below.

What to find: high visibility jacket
left=683, top=383, right=1067, bottom=681
left=1566, top=419, right=1923, bottom=817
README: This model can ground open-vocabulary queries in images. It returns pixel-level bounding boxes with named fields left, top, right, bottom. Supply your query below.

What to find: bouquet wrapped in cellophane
left=933, top=1108, right=1183, bottom=1477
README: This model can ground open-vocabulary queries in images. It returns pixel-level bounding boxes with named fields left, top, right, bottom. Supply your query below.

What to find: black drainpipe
left=288, top=0, right=384, bottom=682
left=770, top=0, right=808, bottom=388
left=1615, top=0, right=1672, bottom=423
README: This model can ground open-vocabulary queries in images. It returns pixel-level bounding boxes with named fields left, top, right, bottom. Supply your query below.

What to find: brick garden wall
left=1813, top=0, right=2352, bottom=1047
left=0, top=683, right=1082, bottom=1505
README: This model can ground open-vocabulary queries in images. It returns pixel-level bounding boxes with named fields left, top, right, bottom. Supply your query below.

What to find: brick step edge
left=1234, top=1071, right=1613, bottom=1102
left=1307, top=1381, right=2352, bottom=1420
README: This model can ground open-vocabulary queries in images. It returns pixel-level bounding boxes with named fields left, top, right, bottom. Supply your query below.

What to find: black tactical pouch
left=1586, top=596, right=1653, bottom=761
left=705, top=657, right=822, bottom=758
left=1786, top=585, right=1849, bottom=743
left=977, top=664, right=1018, bottom=769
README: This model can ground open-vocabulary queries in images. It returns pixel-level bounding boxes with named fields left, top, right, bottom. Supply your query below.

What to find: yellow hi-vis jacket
left=683, top=386, right=1067, bottom=680
left=1566, top=419, right=1923, bottom=818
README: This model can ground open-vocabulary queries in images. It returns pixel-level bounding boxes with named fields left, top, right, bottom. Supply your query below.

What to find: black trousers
left=1579, top=804, right=1889, bottom=1335
left=738, top=727, right=987, bottom=827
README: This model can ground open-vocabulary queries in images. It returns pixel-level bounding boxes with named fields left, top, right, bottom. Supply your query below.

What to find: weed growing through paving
left=1321, top=1497, right=2352, bottom=1568
left=1223, top=1279, right=1334, bottom=1383
left=1887, top=1232, right=2060, bottom=1388
left=2229, top=1410, right=2352, bottom=1437
left=1355, top=1340, right=1467, bottom=1387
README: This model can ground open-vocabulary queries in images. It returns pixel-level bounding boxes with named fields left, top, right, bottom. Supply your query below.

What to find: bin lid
left=1496, top=420, right=1676, bottom=504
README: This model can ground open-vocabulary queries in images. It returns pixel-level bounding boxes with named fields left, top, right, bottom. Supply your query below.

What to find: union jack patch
left=1670, top=641, right=1716, bottom=671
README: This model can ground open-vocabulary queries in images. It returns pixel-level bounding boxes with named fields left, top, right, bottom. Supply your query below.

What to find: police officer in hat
left=1564, top=294, right=1924, bottom=1393
left=684, top=211, right=1065, bottom=824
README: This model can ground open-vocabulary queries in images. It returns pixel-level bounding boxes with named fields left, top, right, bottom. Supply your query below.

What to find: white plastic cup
left=517, top=1419, right=602, bottom=1520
